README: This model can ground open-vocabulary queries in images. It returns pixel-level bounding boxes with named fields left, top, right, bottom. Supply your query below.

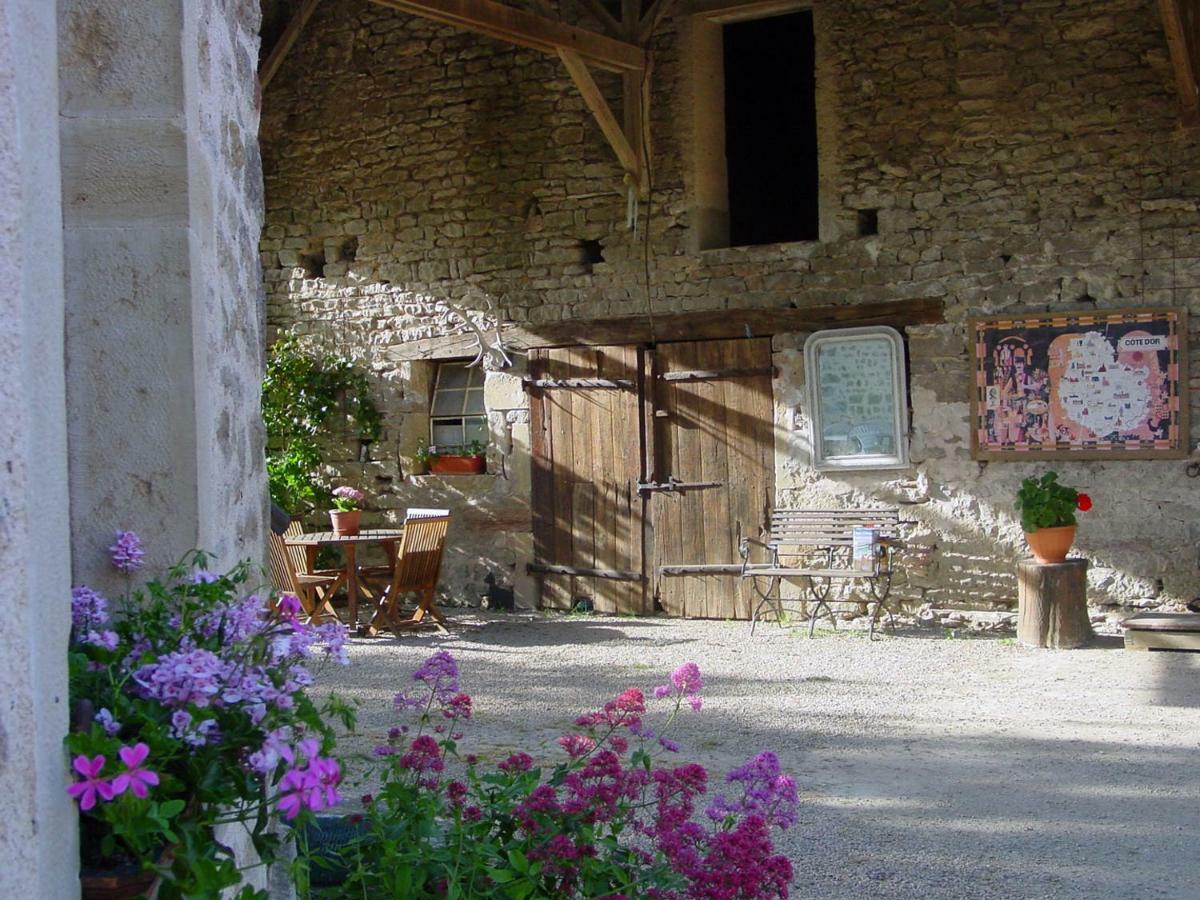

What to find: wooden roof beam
left=260, top=0, right=324, bottom=89
left=370, top=0, right=645, bottom=73
left=1159, top=0, right=1200, bottom=122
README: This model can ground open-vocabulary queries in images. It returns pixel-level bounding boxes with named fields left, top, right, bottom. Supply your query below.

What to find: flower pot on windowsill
left=428, top=455, right=486, bottom=475
left=329, top=509, right=361, bottom=536
left=1024, top=525, right=1076, bottom=564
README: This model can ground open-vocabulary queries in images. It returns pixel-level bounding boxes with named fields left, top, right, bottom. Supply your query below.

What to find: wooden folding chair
left=366, top=511, right=450, bottom=635
left=267, top=525, right=341, bottom=622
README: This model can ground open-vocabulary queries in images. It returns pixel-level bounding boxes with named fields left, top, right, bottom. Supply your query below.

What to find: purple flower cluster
left=71, top=586, right=109, bottom=630
left=67, top=743, right=159, bottom=811
left=109, top=530, right=145, bottom=574
left=705, top=751, right=798, bottom=831
left=393, top=649, right=459, bottom=710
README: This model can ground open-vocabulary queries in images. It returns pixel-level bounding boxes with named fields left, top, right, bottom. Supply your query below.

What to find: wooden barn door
left=528, top=345, right=649, bottom=615
left=649, top=338, right=775, bottom=619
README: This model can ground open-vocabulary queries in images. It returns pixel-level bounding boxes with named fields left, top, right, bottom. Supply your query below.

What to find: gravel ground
left=314, top=613, right=1200, bottom=899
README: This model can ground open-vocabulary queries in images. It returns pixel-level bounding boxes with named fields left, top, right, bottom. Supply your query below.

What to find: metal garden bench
left=739, top=508, right=905, bottom=639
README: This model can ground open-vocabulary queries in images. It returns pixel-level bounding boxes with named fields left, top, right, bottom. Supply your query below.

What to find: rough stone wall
left=0, top=0, right=75, bottom=896
left=184, top=0, right=269, bottom=565
left=262, top=0, right=1200, bottom=614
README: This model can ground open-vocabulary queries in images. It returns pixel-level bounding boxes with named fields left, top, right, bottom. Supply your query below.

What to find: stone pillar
left=0, top=1, right=75, bottom=897
left=59, top=0, right=266, bottom=592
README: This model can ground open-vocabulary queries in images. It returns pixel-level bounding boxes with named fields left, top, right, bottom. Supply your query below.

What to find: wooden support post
left=260, top=0, right=324, bottom=89
left=558, top=48, right=642, bottom=177
left=1158, top=0, right=1200, bottom=122
left=622, top=0, right=651, bottom=195
left=1017, top=559, right=1093, bottom=649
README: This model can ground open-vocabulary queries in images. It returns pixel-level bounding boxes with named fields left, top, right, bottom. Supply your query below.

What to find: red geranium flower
left=1076, top=493, right=1093, bottom=512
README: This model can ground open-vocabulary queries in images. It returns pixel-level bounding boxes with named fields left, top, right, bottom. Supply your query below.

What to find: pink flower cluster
left=654, top=661, right=704, bottom=711
left=276, top=738, right=342, bottom=820
left=332, top=486, right=364, bottom=502
left=67, top=743, right=159, bottom=811
left=383, top=651, right=796, bottom=898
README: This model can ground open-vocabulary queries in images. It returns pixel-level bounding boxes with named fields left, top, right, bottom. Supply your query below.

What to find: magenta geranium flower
left=66, top=754, right=115, bottom=811
left=109, top=530, right=145, bottom=573
left=112, top=742, right=159, bottom=799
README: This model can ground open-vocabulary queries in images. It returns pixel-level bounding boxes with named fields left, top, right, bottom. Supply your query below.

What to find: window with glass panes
left=430, top=362, right=488, bottom=450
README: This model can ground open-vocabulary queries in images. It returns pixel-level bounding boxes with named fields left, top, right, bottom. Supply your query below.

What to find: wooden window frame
left=429, top=360, right=487, bottom=450
left=684, top=0, right=838, bottom=252
left=803, top=326, right=910, bottom=471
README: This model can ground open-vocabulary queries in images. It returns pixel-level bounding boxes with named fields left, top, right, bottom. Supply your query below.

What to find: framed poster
left=970, top=307, right=1189, bottom=460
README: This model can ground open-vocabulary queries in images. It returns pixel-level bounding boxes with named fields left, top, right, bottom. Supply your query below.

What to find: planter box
left=428, top=455, right=486, bottom=475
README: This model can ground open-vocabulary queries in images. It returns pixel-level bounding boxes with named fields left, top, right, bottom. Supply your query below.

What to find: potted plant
left=67, top=531, right=349, bottom=898
left=330, top=485, right=364, bottom=535
left=426, top=440, right=487, bottom=475
left=1014, top=471, right=1093, bottom=563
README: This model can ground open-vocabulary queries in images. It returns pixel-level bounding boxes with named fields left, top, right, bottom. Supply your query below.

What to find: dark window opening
left=337, top=236, right=359, bottom=262
left=857, top=209, right=879, bottom=237
left=724, top=11, right=818, bottom=247
left=579, top=238, right=604, bottom=270
left=300, top=249, right=326, bottom=279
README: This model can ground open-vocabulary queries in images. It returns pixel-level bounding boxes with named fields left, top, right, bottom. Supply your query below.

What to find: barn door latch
left=637, top=476, right=723, bottom=495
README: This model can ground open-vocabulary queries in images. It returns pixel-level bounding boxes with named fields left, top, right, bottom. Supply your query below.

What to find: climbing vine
left=262, top=333, right=382, bottom=514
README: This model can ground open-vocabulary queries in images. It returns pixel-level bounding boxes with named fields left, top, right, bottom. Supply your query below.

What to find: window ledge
left=407, top=473, right=493, bottom=483
left=698, top=240, right=822, bottom=266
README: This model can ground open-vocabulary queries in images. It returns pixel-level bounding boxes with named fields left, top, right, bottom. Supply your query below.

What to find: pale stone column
left=59, top=0, right=266, bottom=592
left=0, top=0, right=75, bottom=897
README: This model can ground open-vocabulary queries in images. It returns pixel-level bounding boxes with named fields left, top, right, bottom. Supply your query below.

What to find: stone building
left=261, top=0, right=1200, bottom=622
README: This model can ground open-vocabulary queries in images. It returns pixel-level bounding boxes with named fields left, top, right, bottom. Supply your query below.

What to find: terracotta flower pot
left=329, top=509, right=361, bottom=536
left=428, top=454, right=486, bottom=475
left=81, top=862, right=160, bottom=900
left=1024, top=525, right=1076, bottom=564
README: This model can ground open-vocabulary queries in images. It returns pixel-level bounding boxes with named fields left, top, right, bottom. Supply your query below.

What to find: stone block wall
left=262, top=0, right=1200, bottom=614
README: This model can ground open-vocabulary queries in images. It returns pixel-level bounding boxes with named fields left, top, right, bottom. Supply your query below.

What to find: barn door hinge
left=657, top=366, right=776, bottom=383
left=637, top=476, right=723, bottom=495
left=522, top=376, right=635, bottom=390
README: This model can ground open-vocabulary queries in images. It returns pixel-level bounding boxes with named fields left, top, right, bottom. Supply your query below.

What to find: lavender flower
left=705, top=751, right=799, bottom=830
left=71, top=585, right=109, bottom=630
left=82, top=629, right=120, bottom=651
left=94, top=708, right=121, bottom=736
left=109, top=530, right=145, bottom=573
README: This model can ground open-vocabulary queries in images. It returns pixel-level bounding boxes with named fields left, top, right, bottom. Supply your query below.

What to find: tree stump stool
left=1017, top=558, right=1093, bottom=649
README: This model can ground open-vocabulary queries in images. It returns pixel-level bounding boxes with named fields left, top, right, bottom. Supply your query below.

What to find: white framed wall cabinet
left=803, top=326, right=910, bottom=471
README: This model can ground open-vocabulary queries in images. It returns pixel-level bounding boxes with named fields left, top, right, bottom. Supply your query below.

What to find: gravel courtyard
left=316, top=613, right=1200, bottom=899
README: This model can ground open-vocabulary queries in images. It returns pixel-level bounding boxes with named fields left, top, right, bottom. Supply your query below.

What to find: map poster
left=969, top=308, right=1189, bottom=460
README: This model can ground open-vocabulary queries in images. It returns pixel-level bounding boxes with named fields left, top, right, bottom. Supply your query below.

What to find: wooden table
left=285, top=529, right=405, bottom=628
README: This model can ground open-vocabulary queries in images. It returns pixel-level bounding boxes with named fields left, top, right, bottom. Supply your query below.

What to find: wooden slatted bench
left=739, top=508, right=905, bottom=639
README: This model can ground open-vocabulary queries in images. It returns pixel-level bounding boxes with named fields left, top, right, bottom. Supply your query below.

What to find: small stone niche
left=856, top=209, right=879, bottom=237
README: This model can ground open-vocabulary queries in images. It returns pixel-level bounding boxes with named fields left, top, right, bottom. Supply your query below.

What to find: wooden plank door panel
left=652, top=338, right=774, bottom=619
left=529, top=345, right=645, bottom=614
